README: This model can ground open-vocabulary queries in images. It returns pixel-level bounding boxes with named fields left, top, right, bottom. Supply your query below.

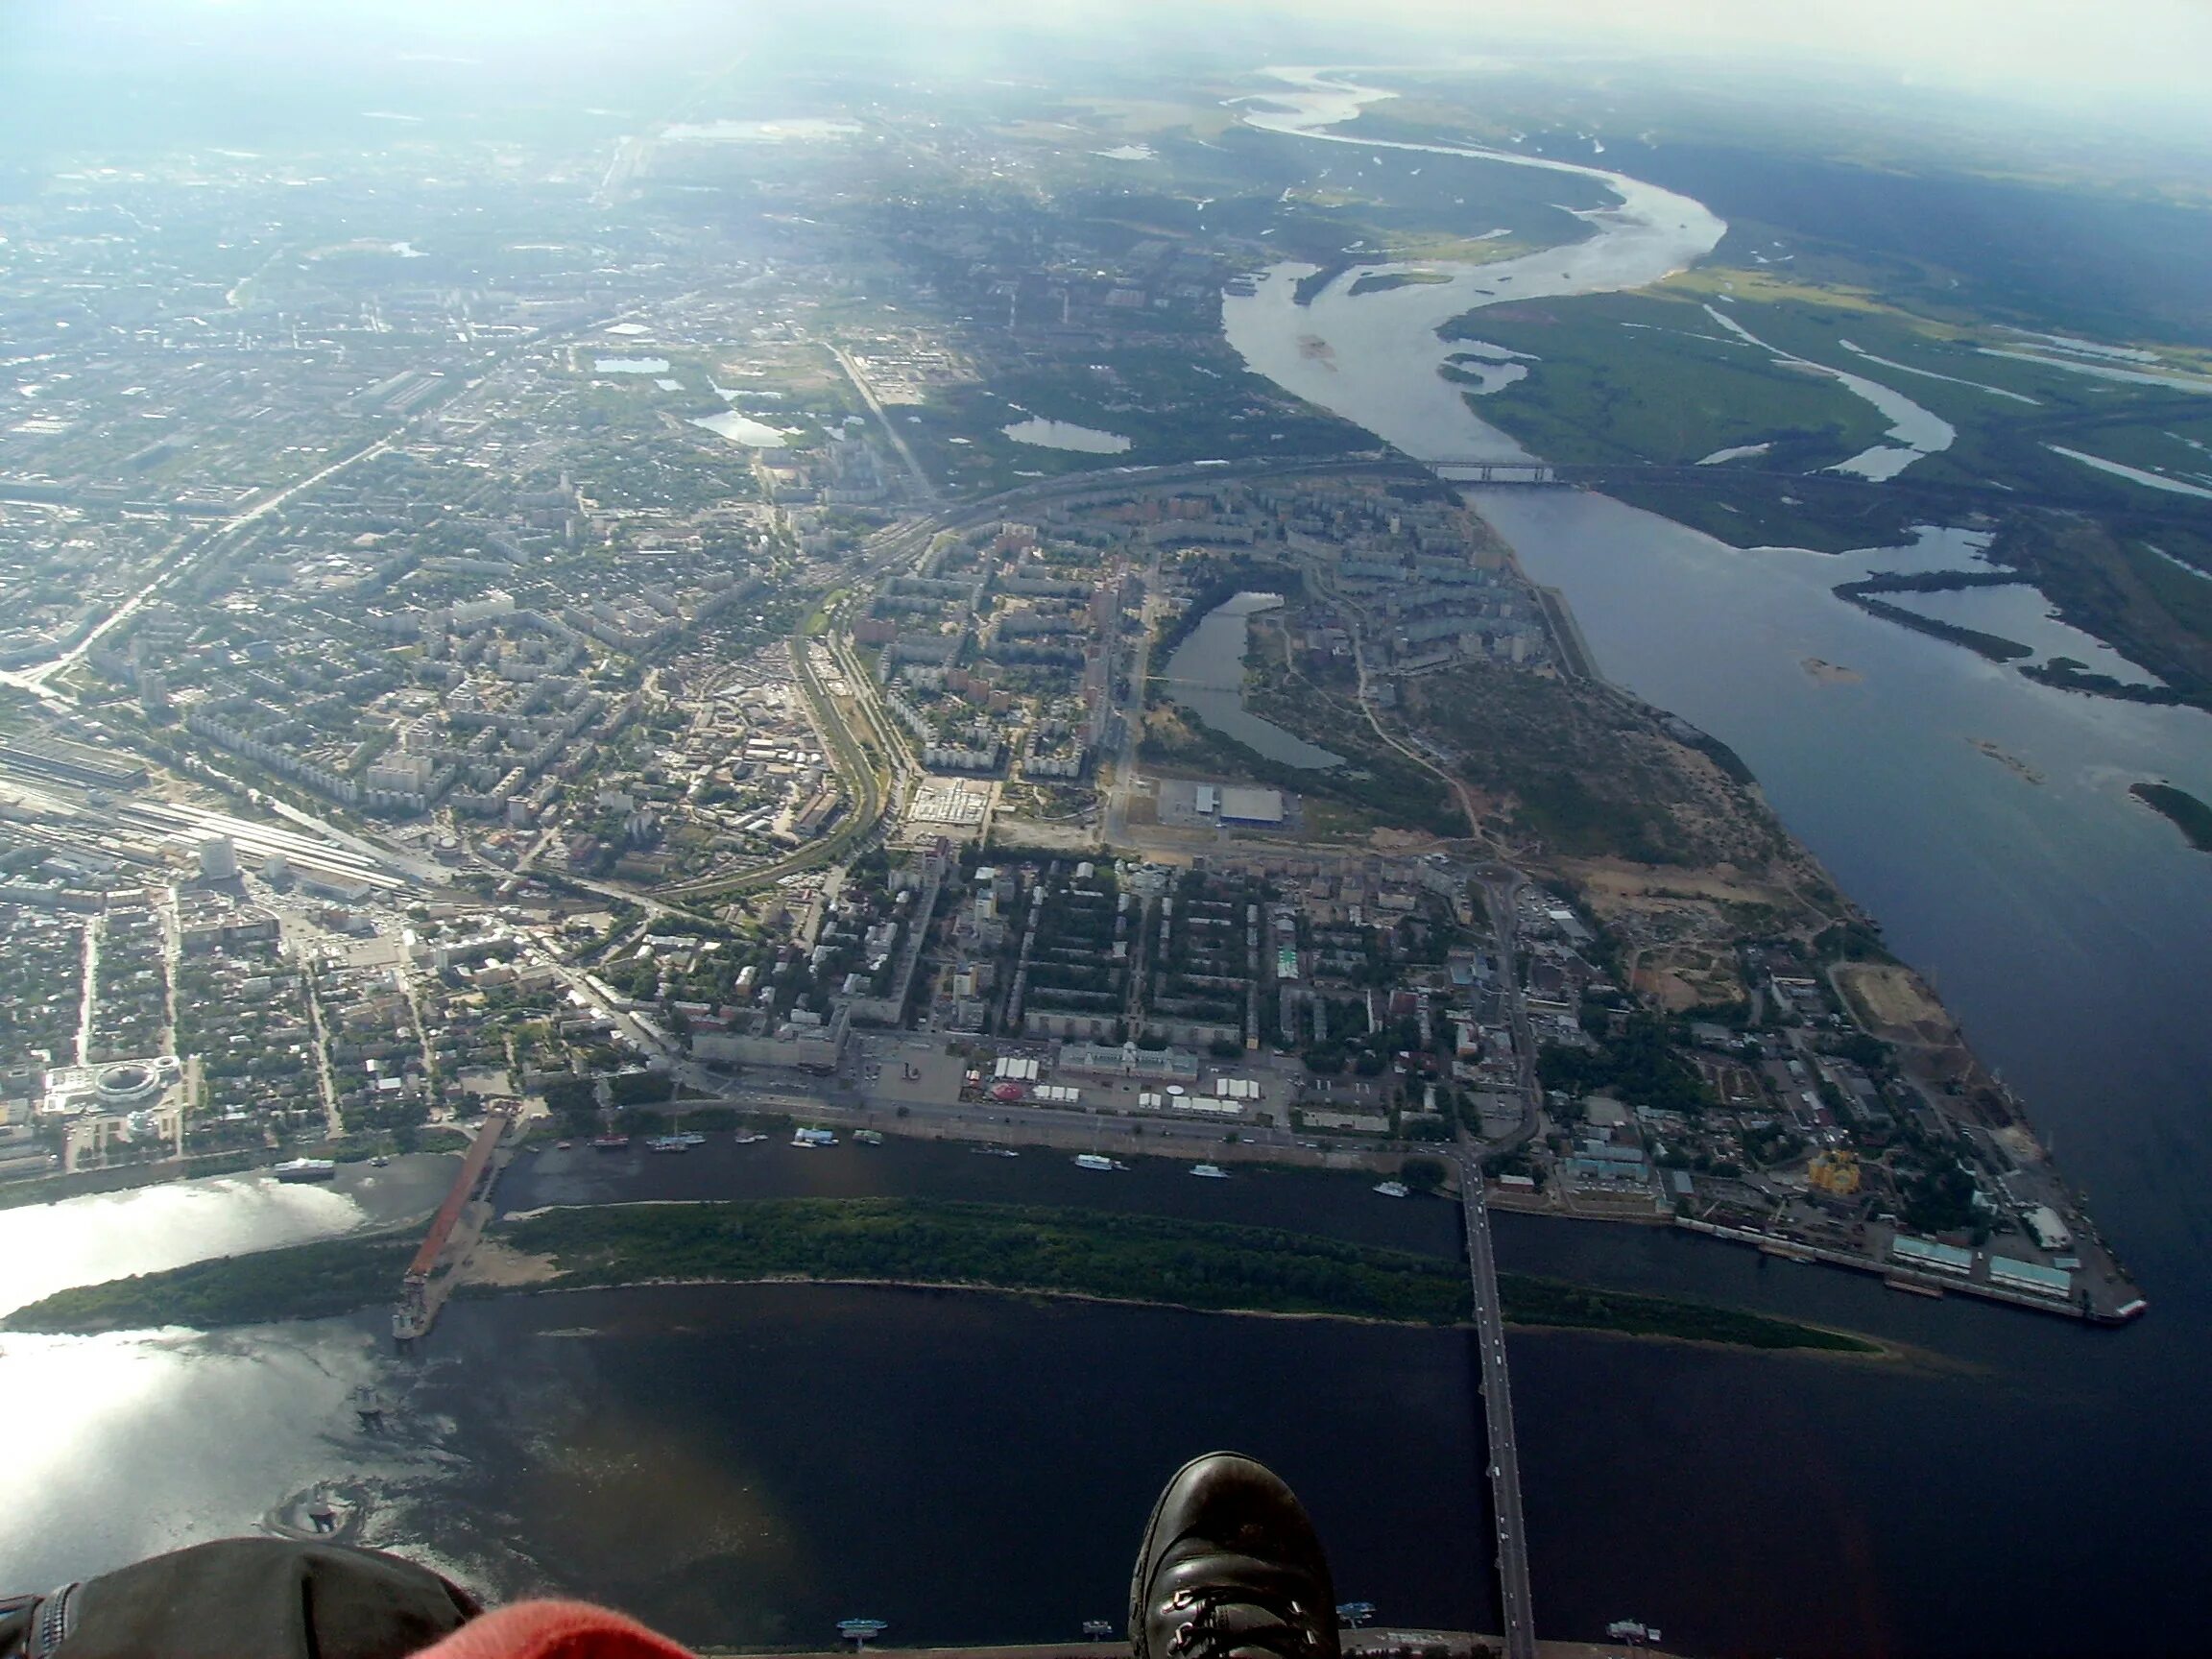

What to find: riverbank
left=0, top=1128, right=471, bottom=1213
left=2, top=1197, right=1878, bottom=1354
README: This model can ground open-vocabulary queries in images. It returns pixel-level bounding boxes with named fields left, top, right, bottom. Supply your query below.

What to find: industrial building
left=1891, top=1235, right=1974, bottom=1276
left=1989, top=1255, right=2074, bottom=1299
left=1190, top=783, right=1286, bottom=827
left=691, top=1003, right=850, bottom=1072
left=1218, top=786, right=1285, bottom=826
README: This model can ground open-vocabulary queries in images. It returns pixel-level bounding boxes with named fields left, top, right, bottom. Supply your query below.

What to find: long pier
left=393, top=1110, right=509, bottom=1345
left=1461, top=1164, right=1537, bottom=1659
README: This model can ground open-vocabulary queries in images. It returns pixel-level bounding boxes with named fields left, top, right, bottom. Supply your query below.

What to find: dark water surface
left=1495, top=1216, right=2198, bottom=1658
left=498, top=1136, right=1466, bottom=1260
left=4, top=1137, right=2203, bottom=1656
left=418, top=1285, right=1491, bottom=1649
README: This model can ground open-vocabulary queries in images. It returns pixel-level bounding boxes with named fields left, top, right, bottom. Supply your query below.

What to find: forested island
left=2131, top=781, right=2212, bottom=851
left=0, top=1236, right=419, bottom=1334
left=3, top=1199, right=1877, bottom=1354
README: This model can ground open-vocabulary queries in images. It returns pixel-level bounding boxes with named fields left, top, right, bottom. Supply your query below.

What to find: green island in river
left=3, top=1198, right=1877, bottom=1355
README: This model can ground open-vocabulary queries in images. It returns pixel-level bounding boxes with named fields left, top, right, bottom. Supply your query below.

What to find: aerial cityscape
left=3, top=4, right=2209, bottom=1656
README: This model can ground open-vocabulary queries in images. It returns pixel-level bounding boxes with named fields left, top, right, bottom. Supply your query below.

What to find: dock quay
left=1674, top=1216, right=2147, bottom=1325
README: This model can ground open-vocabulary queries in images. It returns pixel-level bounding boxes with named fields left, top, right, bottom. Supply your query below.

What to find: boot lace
left=1160, top=1582, right=1324, bottom=1659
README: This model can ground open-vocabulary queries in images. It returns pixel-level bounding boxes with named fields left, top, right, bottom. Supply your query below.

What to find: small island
left=1347, top=269, right=1455, bottom=298
left=1970, top=737, right=2046, bottom=785
left=1802, top=657, right=1863, bottom=685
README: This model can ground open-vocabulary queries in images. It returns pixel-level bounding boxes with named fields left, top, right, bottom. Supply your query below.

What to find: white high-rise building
left=198, top=835, right=239, bottom=880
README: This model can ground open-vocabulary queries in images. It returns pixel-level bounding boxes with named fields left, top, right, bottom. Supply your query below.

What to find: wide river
left=9, top=1133, right=2207, bottom=1655
left=1216, top=62, right=2212, bottom=1653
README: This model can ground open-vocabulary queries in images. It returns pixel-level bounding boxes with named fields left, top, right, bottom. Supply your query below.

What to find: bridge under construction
left=393, top=1109, right=511, bottom=1345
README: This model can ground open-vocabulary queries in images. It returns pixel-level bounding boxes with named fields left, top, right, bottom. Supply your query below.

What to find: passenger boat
left=1190, top=1163, right=1229, bottom=1179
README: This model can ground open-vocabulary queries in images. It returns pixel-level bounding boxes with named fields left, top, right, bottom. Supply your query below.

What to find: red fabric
left=419, top=1600, right=699, bottom=1659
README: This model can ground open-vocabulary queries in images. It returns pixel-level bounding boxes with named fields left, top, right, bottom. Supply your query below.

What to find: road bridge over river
left=1437, top=458, right=2212, bottom=528
left=1461, top=1161, right=1537, bottom=1659
left=1429, top=461, right=1566, bottom=485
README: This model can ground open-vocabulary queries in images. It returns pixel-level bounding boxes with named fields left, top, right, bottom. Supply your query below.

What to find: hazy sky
left=1400, top=0, right=2212, bottom=102
left=11, top=0, right=2212, bottom=119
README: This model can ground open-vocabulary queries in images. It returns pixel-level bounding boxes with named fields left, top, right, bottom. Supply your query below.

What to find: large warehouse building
left=1217, top=785, right=1284, bottom=826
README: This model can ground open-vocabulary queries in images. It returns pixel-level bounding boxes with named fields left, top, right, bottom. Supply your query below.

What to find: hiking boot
left=1129, top=1454, right=1339, bottom=1659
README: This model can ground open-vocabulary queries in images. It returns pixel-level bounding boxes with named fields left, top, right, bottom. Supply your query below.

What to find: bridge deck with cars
left=1462, top=1162, right=1538, bottom=1659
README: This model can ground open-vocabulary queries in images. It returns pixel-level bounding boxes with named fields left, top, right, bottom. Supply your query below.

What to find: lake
left=690, top=410, right=789, bottom=449
left=1160, top=592, right=1346, bottom=768
left=1002, top=419, right=1131, bottom=454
